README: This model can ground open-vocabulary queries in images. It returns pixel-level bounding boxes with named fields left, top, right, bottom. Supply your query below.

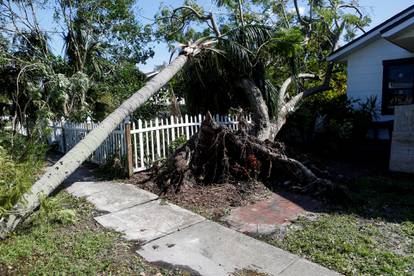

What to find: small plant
left=246, top=154, right=261, bottom=178
left=96, top=156, right=127, bottom=179
left=168, top=135, right=187, bottom=154
left=34, top=196, right=77, bottom=225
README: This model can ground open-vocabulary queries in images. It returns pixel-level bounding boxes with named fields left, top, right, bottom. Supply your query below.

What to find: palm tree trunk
left=0, top=54, right=189, bottom=238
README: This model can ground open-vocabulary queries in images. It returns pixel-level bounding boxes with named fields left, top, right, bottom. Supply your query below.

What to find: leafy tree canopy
left=0, top=0, right=154, bottom=136
left=155, top=0, right=370, bottom=124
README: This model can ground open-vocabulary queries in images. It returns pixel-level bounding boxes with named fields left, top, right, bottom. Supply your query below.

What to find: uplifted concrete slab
left=67, top=181, right=157, bottom=212
left=95, top=200, right=205, bottom=242
left=137, top=220, right=336, bottom=276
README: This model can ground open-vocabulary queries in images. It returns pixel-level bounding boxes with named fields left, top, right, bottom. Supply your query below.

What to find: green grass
left=263, top=176, right=414, bottom=276
left=0, top=192, right=183, bottom=275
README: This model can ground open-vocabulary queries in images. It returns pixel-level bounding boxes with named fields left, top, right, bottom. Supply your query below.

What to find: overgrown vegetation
left=0, top=132, right=47, bottom=216
left=0, top=192, right=183, bottom=275
left=0, top=0, right=159, bottom=129
left=263, top=176, right=414, bottom=276
left=280, top=88, right=377, bottom=154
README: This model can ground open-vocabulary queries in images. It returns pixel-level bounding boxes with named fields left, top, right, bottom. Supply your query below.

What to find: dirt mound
left=130, top=171, right=271, bottom=219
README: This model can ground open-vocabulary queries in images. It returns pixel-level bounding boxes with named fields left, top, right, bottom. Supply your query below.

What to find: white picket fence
left=48, top=114, right=251, bottom=173
left=48, top=117, right=126, bottom=166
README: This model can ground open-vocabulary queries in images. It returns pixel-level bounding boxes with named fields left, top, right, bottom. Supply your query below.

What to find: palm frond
left=224, top=24, right=272, bottom=51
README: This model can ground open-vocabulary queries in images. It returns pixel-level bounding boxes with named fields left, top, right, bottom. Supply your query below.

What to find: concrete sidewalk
left=67, top=181, right=340, bottom=276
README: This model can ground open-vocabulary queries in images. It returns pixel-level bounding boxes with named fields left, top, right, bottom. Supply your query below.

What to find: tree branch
left=293, top=0, right=308, bottom=26
left=279, top=73, right=316, bottom=105
left=172, top=6, right=221, bottom=37
left=276, top=21, right=345, bottom=132
left=238, top=0, right=244, bottom=26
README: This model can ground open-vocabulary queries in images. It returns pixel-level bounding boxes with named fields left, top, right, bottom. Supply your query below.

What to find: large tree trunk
left=0, top=54, right=189, bottom=238
left=239, top=78, right=288, bottom=142
left=239, top=74, right=332, bottom=142
left=240, top=78, right=272, bottom=141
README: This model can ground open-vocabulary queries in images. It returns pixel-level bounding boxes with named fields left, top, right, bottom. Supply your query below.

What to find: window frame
left=382, top=57, right=414, bottom=115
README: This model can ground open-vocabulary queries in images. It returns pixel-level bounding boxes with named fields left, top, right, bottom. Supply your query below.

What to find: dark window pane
left=382, top=60, right=414, bottom=115
left=386, top=89, right=413, bottom=105
left=387, top=64, right=414, bottom=89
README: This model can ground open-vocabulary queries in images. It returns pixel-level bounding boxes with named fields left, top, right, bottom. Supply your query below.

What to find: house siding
left=347, top=38, right=414, bottom=121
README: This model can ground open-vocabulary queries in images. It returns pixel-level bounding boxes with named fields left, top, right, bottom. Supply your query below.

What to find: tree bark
left=0, top=54, right=189, bottom=238
left=239, top=78, right=300, bottom=142
left=240, top=78, right=272, bottom=141
left=169, top=85, right=182, bottom=117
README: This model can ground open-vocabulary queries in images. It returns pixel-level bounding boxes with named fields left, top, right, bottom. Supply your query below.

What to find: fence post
left=86, top=116, right=92, bottom=131
left=61, top=116, right=67, bottom=153
left=124, top=119, right=134, bottom=177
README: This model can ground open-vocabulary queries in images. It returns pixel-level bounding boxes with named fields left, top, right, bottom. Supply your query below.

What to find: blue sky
left=37, top=0, right=413, bottom=72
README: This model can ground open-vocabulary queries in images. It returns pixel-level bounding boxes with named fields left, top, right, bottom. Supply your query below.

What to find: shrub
left=279, top=90, right=377, bottom=155
left=33, top=196, right=77, bottom=225
left=0, top=132, right=47, bottom=216
left=168, top=135, right=187, bottom=154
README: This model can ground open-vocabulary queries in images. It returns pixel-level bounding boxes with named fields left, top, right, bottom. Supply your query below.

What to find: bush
left=168, top=135, right=187, bottom=154
left=0, top=132, right=47, bottom=216
left=33, top=196, right=77, bottom=225
left=279, top=90, right=377, bottom=155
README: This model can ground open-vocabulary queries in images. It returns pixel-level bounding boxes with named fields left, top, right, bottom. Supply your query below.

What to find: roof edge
left=328, top=4, right=414, bottom=62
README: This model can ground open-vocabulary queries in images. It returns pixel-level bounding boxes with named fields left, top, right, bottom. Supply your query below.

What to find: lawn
left=263, top=176, right=414, bottom=276
left=0, top=192, right=184, bottom=275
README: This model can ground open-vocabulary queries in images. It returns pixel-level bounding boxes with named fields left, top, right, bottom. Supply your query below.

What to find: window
left=382, top=58, right=414, bottom=115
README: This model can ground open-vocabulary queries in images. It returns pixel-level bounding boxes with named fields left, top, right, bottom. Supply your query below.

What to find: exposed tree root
left=155, top=113, right=348, bottom=200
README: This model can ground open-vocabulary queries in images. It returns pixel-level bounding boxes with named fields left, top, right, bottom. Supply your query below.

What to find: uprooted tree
left=155, top=112, right=346, bottom=198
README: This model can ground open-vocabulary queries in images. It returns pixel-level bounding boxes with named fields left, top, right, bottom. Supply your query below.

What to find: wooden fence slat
left=166, top=117, right=170, bottom=152
left=138, top=119, right=145, bottom=170
left=132, top=122, right=138, bottom=170
left=184, top=114, right=190, bottom=140
left=171, top=115, right=176, bottom=141
left=155, top=118, right=161, bottom=159
left=161, top=118, right=166, bottom=158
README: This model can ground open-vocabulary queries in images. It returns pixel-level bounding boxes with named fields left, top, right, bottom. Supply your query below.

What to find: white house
left=328, top=4, right=414, bottom=139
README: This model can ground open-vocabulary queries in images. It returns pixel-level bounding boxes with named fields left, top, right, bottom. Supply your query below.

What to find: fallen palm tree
left=1, top=41, right=344, bottom=238
left=0, top=41, right=212, bottom=238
